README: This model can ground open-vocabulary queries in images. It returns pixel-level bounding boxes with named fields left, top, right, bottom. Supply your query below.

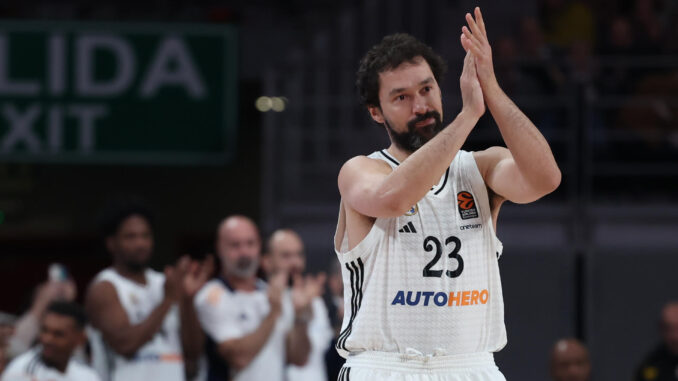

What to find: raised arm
left=177, top=256, right=213, bottom=379
left=84, top=271, right=178, bottom=358
left=339, top=51, right=486, bottom=218
left=461, top=7, right=561, bottom=203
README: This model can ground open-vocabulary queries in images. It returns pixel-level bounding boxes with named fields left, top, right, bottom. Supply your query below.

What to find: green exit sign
left=0, top=21, right=238, bottom=164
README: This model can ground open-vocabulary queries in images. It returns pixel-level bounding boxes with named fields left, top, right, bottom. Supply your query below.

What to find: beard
left=226, top=257, right=260, bottom=279
left=384, top=110, right=444, bottom=153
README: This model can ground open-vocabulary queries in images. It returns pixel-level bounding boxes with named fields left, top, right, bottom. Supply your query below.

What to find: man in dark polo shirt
left=635, top=302, right=678, bottom=381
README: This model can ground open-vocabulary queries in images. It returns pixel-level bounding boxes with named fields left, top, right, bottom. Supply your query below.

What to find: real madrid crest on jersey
left=405, top=204, right=418, bottom=216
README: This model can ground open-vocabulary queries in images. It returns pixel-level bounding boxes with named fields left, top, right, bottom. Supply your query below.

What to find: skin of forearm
left=107, top=298, right=173, bottom=357
left=218, top=311, right=279, bottom=370
left=286, top=321, right=310, bottom=366
left=179, top=295, right=204, bottom=363
left=483, top=81, right=561, bottom=188
left=378, top=111, right=479, bottom=210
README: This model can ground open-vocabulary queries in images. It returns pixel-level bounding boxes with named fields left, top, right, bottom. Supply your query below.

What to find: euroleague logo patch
left=457, top=191, right=478, bottom=220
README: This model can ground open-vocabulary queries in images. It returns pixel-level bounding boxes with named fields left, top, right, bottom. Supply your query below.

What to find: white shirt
left=1, top=347, right=101, bottom=381
left=87, top=268, right=184, bottom=381
left=194, top=278, right=293, bottom=381
left=286, top=297, right=333, bottom=381
left=334, top=150, right=506, bottom=357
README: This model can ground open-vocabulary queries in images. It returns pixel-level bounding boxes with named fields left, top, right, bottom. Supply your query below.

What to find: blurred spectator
left=617, top=69, right=678, bottom=150
left=261, top=229, right=331, bottom=381
left=550, top=338, right=591, bottom=381
left=5, top=279, right=76, bottom=360
left=193, top=216, right=319, bottom=381
left=634, top=301, right=678, bottom=381
left=540, top=0, right=596, bottom=52
left=0, top=314, right=16, bottom=348
left=0, top=346, right=6, bottom=376
left=598, top=16, right=638, bottom=95
left=0, top=301, right=101, bottom=381
left=85, top=199, right=210, bottom=381
left=323, top=259, right=345, bottom=381
left=632, top=0, right=664, bottom=55
left=517, top=17, right=565, bottom=96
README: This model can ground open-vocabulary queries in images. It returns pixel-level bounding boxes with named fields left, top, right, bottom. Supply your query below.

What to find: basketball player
left=262, top=229, right=333, bottom=381
left=1, top=302, right=101, bottom=381
left=334, top=7, right=561, bottom=380
left=85, top=200, right=211, bottom=381
left=194, top=216, right=323, bottom=381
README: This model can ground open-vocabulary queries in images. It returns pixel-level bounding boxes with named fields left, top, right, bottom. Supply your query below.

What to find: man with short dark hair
left=550, top=338, right=591, bottom=381
left=1, top=302, right=101, bottom=381
left=85, top=198, right=211, bottom=381
left=635, top=302, right=678, bottom=381
left=334, top=7, right=560, bottom=380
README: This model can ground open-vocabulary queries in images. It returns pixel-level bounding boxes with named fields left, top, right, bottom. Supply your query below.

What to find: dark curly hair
left=356, top=33, right=447, bottom=108
left=98, top=196, right=155, bottom=239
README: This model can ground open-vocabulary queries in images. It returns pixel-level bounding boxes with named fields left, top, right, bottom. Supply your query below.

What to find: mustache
left=407, top=111, right=442, bottom=130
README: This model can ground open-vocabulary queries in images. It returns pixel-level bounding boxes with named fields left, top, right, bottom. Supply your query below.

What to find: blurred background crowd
left=1, top=0, right=677, bottom=380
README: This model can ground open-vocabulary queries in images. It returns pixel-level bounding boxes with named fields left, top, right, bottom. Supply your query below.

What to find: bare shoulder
left=85, top=280, right=119, bottom=318
left=472, top=146, right=510, bottom=177
left=339, top=155, right=393, bottom=177
left=338, top=155, right=393, bottom=191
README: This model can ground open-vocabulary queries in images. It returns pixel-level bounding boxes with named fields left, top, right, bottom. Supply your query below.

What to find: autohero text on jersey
left=391, top=289, right=489, bottom=307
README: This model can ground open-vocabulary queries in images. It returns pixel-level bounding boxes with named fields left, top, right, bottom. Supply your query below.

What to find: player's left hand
left=291, top=273, right=327, bottom=317
left=460, top=7, right=497, bottom=88
left=179, top=255, right=215, bottom=299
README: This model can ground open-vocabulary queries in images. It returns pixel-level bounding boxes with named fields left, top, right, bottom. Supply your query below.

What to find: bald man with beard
left=194, top=216, right=321, bottom=381
left=635, top=302, right=678, bottom=381
left=550, top=338, right=591, bottom=381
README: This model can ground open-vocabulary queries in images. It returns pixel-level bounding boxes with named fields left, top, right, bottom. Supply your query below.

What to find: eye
left=395, top=94, right=407, bottom=102
left=423, top=86, right=432, bottom=92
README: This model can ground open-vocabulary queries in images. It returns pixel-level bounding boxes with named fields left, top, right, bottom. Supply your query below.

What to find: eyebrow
left=388, top=77, right=435, bottom=97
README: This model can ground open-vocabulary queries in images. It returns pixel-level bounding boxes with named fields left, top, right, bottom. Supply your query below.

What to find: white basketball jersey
left=89, top=268, right=184, bottom=381
left=1, top=347, right=102, bottom=381
left=334, top=149, right=506, bottom=358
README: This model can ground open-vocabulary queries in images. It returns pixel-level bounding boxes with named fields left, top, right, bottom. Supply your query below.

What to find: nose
left=412, top=94, right=429, bottom=115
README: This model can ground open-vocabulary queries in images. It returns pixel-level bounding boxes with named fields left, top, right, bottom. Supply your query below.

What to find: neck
left=41, top=354, right=69, bottom=373
left=386, top=143, right=412, bottom=163
left=113, top=263, right=147, bottom=285
left=223, top=272, right=257, bottom=292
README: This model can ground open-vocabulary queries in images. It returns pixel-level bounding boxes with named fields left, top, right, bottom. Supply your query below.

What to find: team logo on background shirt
left=405, top=204, right=418, bottom=216
left=457, top=191, right=478, bottom=220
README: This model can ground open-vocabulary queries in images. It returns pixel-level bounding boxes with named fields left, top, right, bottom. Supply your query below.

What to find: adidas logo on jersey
left=399, top=222, right=417, bottom=233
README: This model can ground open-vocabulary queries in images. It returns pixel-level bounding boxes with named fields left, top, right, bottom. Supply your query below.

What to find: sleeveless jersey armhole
left=465, top=151, right=504, bottom=258
left=334, top=200, right=386, bottom=263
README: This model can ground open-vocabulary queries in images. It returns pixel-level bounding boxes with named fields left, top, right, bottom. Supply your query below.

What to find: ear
left=368, top=105, right=385, bottom=124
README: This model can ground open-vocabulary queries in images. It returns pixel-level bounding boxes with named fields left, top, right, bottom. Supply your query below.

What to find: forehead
left=378, top=58, right=434, bottom=96
left=220, top=220, right=259, bottom=242
left=43, top=313, right=77, bottom=331
left=119, top=215, right=151, bottom=233
left=663, top=304, right=678, bottom=323
left=553, top=343, right=588, bottom=362
left=270, top=232, right=304, bottom=253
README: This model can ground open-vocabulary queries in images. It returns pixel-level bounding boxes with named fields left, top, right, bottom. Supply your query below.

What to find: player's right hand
left=459, top=50, right=485, bottom=119
left=267, top=271, right=287, bottom=316
left=163, top=266, right=181, bottom=302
